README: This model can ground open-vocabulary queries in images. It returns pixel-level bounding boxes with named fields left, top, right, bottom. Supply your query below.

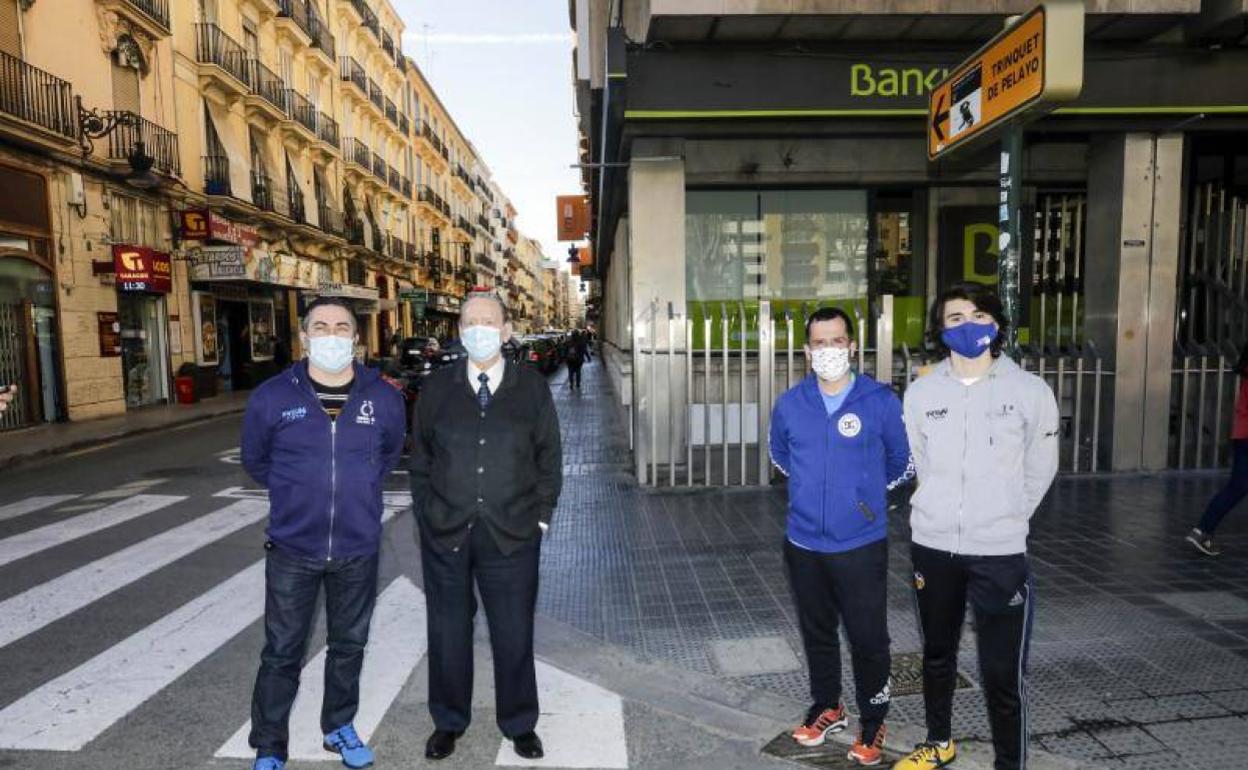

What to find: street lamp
left=567, top=243, right=580, bottom=264
left=77, top=97, right=160, bottom=190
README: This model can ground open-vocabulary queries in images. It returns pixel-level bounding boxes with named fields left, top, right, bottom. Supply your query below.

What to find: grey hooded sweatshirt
left=902, top=355, right=1060, bottom=556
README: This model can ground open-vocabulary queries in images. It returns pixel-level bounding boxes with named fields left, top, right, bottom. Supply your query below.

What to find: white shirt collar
left=467, top=357, right=505, bottom=395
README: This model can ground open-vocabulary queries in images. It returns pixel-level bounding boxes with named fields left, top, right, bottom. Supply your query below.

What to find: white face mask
left=461, top=325, right=502, bottom=363
left=810, top=346, right=851, bottom=382
left=307, top=335, right=355, bottom=373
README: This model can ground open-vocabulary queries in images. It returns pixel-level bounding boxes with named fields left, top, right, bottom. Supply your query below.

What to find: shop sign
left=318, top=282, right=380, bottom=301
left=191, top=291, right=219, bottom=366
left=188, top=245, right=247, bottom=280
left=97, top=312, right=122, bottom=357
left=190, top=246, right=317, bottom=288
left=113, top=245, right=172, bottom=293
left=399, top=288, right=429, bottom=302
left=179, top=209, right=260, bottom=247
left=556, top=195, right=590, bottom=241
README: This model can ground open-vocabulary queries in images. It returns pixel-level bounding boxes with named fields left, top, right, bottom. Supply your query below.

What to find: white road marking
left=0, top=499, right=269, bottom=650
left=494, top=662, right=629, bottom=768
left=0, top=496, right=81, bottom=523
left=0, top=504, right=406, bottom=751
left=215, top=576, right=427, bottom=760
left=84, top=478, right=168, bottom=501
left=0, top=495, right=184, bottom=568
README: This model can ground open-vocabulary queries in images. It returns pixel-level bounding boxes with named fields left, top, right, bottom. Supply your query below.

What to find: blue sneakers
left=324, top=724, right=375, bottom=769
left=252, top=757, right=285, bottom=770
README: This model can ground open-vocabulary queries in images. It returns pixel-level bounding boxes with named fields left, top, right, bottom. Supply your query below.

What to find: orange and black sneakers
left=847, top=724, right=887, bottom=766
left=791, top=702, right=848, bottom=747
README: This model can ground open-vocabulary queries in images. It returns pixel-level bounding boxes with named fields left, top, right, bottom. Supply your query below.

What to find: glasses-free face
left=805, top=317, right=855, bottom=353
left=303, top=305, right=357, bottom=340
left=941, top=298, right=994, bottom=330
left=459, top=296, right=513, bottom=343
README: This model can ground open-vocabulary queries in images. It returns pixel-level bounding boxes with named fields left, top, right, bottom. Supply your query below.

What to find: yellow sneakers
left=892, top=740, right=956, bottom=769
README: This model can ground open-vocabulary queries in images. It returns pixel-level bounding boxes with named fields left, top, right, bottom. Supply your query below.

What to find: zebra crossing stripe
left=0, top=495, right=81, bottom=523
left=215, top=575, right=428, bottom=760
left=0, top=495, right=185, bottom=569
left=0, top=504, right=406, bottom=751
left=494, top=661, right=629, bottom=768
left=0, top=499, right=269, bottom=650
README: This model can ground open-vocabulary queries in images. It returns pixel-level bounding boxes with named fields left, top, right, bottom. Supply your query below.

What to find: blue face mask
left=307, top=335, right=355, bottom=373
left=941, top=321, right=998, bottom=359
left=461, top=325, right=502, bottom=363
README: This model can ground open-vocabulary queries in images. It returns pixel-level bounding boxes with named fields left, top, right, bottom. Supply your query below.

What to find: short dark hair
left=929, top=281, right=1008, bottom=358
left=302, top=296, right=358, bottom=333
left=805, top=306, right=855, bottom=342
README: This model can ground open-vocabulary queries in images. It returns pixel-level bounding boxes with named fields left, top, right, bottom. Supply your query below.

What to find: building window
left=109, top=193, right=161, bottom=248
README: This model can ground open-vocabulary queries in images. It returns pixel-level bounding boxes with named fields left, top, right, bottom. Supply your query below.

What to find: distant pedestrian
left=409, top=289, right=562, bottom=762
left=1186, top=340, right=1248, bottom=556
left=768, top=307, right=912, bottom=767
left=565, top=332, right=588, bottom=390
left=0, top=384, right=14, bottom=414
left=895, top=282, right=1059, bottom=770
left=240, top=297, right=407, bottom=770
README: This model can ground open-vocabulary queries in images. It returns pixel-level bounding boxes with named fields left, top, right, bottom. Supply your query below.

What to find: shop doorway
left=0, top=256, right=63, bottom=430
left=216, top=299, right=250, bottom=391
left=117, top=293, right=169, bottom=407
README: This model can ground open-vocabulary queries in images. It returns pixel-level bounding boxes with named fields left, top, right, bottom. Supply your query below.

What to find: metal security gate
left=0, top=302, right=30, bottom=431
left=1032, top=193, right=1086, bottom=350
left=633, top=296, right=1112, bottom=488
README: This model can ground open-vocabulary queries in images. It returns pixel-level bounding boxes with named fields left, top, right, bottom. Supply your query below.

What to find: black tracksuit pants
left=784, top=538, right=891, bottom=740
left=911, top=543, right=1035, bottom=770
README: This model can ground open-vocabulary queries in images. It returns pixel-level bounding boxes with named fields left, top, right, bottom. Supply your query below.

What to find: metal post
left=721, top=303, right=729, bottom=485
left=999, top=126, right=1024, bottom=355
left=686, top=314, right=694, bottom=487
left=649, top=300, right=658, bottom=486
left=785, top=308, right=795, bottom=392
left=1071, top=196, right=1084, bottom=344
left=1196, top=354, right=1208, bottom=469
left=1073, top=355, right=1085, bottom=472
left=1091, top=355, right=1103, bottom=473
left=703, top=312, right=711, bottom=487
left=1040, top=196, right=1052, bottom=349
left=877, top=294, right=894, bottom=386
left=1178, top=354, right=1190, bottom=469
left=667, top=302, right=676, bottom=487
left=738, top=302, right=747, bottom=487
left=758, top=301, right=773, bottom=485
left=1213, top=354, right=1225, bottom=469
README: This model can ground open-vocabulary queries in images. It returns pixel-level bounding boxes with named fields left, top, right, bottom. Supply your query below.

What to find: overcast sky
left=392, top=0, right=581, bottom=265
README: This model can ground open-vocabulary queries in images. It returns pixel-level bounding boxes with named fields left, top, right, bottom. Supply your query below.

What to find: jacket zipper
left=328, top=419, right=337, bottom=561
left=822, top=412, right=830, bottom=538
left=857, top=500, right=876, bottom=522
left=958, top=384, right=969, bottom=555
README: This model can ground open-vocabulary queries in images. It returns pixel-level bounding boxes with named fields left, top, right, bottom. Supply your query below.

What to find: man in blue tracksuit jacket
left=241, top=297, right=406, bottom=770
left=769, top=307, right=912, bottom=766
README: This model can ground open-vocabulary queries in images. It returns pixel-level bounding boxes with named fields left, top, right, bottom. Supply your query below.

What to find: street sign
left=399, top=289, right=429, bottom=302
left=927, top=1, right=1083, bottom=160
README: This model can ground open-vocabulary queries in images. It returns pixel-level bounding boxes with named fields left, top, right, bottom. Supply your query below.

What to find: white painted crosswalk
left=0, top=494, right=184, bottom=569
left=0, top=490, right=634, bottom=767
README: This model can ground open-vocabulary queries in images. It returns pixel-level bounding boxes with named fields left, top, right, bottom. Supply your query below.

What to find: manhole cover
left=891, top=651, right=972, bottom=697
left=761, top=732, right=863, bottom=768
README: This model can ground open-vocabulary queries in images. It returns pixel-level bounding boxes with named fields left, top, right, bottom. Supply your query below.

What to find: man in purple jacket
left=241, top=297, right=406, bottom=770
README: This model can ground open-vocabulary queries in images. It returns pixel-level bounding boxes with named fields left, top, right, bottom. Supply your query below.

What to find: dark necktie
left=477, top=372, right=491, bottom=409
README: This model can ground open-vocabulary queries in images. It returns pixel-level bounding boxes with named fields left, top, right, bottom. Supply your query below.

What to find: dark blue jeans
left=1199, top=439, right=1248, bottom=535
left=249, top=545, right=379, bottom=761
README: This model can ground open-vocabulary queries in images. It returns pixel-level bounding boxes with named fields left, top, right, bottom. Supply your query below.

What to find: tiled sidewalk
left=539, top=356, right=1248, bottom=769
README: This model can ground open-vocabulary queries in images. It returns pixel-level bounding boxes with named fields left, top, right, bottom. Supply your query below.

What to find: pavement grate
left=891, top=651, right=972, bottom=697
left=760, top=732, right=891, bottom=768
left=1154, top=591, right=1248, bottom=621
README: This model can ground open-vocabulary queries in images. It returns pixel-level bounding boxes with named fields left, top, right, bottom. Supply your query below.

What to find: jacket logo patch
left=925, top=408, right=948, bottom=421
left=281, top=406, right=307, bottom=422
left=837, top=413, right=862, bottom=438
left=355, top=400, right=376, bottom=426
left=914, top=572, right=925, bottom=590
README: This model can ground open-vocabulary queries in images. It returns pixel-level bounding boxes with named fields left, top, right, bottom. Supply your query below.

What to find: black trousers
left=911, top=543, right=1034, bottom=770
left=250, top=546, right=379, bottom=761
left=784, top=538, right=891, bottom=738
left=567, top=362, right=583, bottom=389
left=420, top=521, right=541, bottom=737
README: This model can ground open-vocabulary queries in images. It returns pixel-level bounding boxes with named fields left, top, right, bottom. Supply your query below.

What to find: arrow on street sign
left=931, top=93, right=949, bottom=142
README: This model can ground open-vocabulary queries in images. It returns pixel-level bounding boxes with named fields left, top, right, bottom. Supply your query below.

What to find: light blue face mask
left=307, top=335, right=355, bottom=373
left=461, top=325, right=502, bottom=363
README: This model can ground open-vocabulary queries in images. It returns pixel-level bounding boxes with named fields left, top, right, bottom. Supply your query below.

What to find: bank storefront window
left=687, top=189, right=869, bottom=347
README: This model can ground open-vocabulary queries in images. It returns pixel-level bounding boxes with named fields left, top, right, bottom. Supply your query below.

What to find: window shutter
left=0, top=0, right=22, bottom=58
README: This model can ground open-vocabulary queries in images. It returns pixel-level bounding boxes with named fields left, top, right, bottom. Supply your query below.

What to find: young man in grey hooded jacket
left=892, top=282, right=1059, bottom=770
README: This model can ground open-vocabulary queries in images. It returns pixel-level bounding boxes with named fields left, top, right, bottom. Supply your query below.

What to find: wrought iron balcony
left=204, top=154, right=231, bottom=196
left=345, top=137, right=370, bottom=169
left=317, top=201, right=344, bottom=236
left=345, top=216, right=365, bottom=246
left=384, top=97, right=398, bottom=126
left=367, top=79, right=383, bottom=111
left=0, top=54, right=76, bottom=140
left=195, top=24, right=249, bottom=86
left=339, top=56, right=366, bottom=95
left=307, top=14, right=335, bottom=59
left=398, top=114, right=409, bottom=135
left=401, top=177, right=412, bottom=198
left=420, top=122, right=444, bottom=156
left=284, top=89, right=317, bottom=135
left=122, top=0, right=170, bottom=31
left=289, top=189, right=307, bottom=224
left=245, top=59, right=288, bottom=114
left=104, top=112, right=180, bottom=175
left=456, top=215, right=473, bottom=233
left=381, top=31, right=395, bottom=58
left=317, top=112, right=339, bottom=148
left=387, top=165, right=400, bottom=192
left=251, top=170, right=276, bottom=212
left=371, top=151, right=386, bottom=180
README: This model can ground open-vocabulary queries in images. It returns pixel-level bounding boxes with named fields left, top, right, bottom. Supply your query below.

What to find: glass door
left=118, top=294, right=168, bottom=407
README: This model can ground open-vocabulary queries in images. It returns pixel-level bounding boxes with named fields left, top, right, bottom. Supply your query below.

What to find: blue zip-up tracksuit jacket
left=241, top=359, right=407, bottom=559
left=769, top=373, right=913, bottom=553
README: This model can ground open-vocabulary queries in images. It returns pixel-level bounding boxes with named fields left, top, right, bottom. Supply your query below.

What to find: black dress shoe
left=425, top=730, right=462, bottom=760
left=511, top=731, right=544, bottom=759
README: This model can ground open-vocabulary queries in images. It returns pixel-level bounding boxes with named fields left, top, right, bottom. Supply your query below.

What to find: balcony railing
left=317, top=201, right=344, bottom=236
left=307, top=14, right=336, bottom=59
left=289, top=188, right=306, bottom=224
left=251, top=170, right=276, bottom=212
left=371, top=152, right=386, bottom=180
left=0, top=53, right=77, bottom=140
left=345, top=216, right=365, bottom=246
left=354, top=0, right=380, bottom=37
left=317, top=112, right=339, bottom=148
left=420, top=122, right=444, bottom=156
left=401, top=177, right=412, bottom=198
left=367, top=79, right=383, bottom=111
left=345, top=137, right=370, bottom=168
left=122, top=0, right=170, bottom=31
left=391, top=236, right=406, bottom=260
left=204, top=155, right=231, bottom=196
left=245, top=59, right=288, bottom=114
left=285, top=89, right=317, bottom=134
left=456, top=215, right=472, bottom=233
left=387, top=166, right=400, bottom=192
left=381, top=31, right=395, bottom=57
left=196, top=24, right=249, bottom=86
left=398, top=114, right=409, bottom=135
left=384, top=97, right=398, bottom=126
left=339, top=56, right=366, bottom=95
left=106, top=112, right=180, bottom=175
